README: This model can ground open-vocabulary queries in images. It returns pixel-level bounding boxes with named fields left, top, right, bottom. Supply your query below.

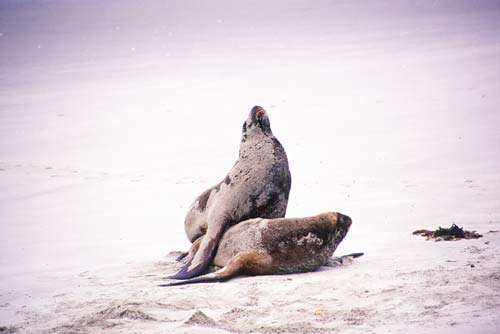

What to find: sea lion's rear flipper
left=342, top=252, right=364, bottom=258
left=160, top=251, right=262, bottom=287
left=168, top=235, right=218, bottom=279
left=160, top=267, right=233, bottom=287
left=327, top=252, right=364, bottom=267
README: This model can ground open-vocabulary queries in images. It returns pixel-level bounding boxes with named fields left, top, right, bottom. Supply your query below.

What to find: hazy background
left=1, top=0, right=500, bottom=283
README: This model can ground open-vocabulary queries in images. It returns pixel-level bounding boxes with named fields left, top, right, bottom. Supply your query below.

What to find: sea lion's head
left=332, top=213, right=352, bottom=246
left=242, top=106, right=272, bottom=141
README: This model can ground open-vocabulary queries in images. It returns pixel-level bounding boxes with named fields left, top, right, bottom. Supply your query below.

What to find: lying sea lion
left=162, top=212, right=353, bottom=286
left=170, top=106, right=292, bottom=279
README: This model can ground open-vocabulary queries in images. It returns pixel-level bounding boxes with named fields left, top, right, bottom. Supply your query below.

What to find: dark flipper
left=161, top=251, right=253, bottom=286
left=160, top=272, right=228, bottom=287
left=342, top=252, right=364, bottom=258
left=167, top=237, right=217, bottom=280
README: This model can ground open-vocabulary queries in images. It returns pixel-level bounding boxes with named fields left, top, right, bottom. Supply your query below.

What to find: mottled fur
left=162, top=212, right=352, bottom=286
left=171, top=106, right=292, bottom=280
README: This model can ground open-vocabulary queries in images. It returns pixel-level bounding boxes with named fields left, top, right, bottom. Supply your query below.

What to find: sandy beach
left=1, top=1, right=500, bottom=333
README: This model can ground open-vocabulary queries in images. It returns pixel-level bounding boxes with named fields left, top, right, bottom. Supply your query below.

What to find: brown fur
left=162, top=212, right=352, bottom=286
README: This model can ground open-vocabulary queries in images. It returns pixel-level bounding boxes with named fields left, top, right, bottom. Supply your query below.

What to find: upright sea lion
left=170, top=106, right=292, bottom=280
left=161, top=212, right=353, bottom=286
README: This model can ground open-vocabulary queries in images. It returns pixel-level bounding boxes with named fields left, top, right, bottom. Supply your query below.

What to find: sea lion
left=161, top=212, right=353, bottom=286
left=170, top=106, right=292, bottom=280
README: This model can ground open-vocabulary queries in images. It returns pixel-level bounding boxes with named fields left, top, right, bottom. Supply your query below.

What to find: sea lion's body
left=162, top=212, right=352, bottom=286
left=171, top=106, right=291, bottom=279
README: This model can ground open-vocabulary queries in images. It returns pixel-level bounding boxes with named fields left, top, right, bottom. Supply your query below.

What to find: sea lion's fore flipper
left=160, top=251, right=263, bottom=287
left=168, top=234, right=218, bottom=279
left=342, top=252, right=364, bottom=258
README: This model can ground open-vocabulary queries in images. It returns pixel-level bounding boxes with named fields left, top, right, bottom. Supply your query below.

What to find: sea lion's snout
left=243, top=105, right=272, bottom=135
left=251, top=105, right=267, bottom=120
left=251, top=105, right=265, bottom=114
left=337, top=213, right=352, bottom=229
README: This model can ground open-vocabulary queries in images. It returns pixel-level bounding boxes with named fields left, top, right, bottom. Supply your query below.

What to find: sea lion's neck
left=241, top=127, right=273, bottom=143
left=238, top=132, right=275, bottom=159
